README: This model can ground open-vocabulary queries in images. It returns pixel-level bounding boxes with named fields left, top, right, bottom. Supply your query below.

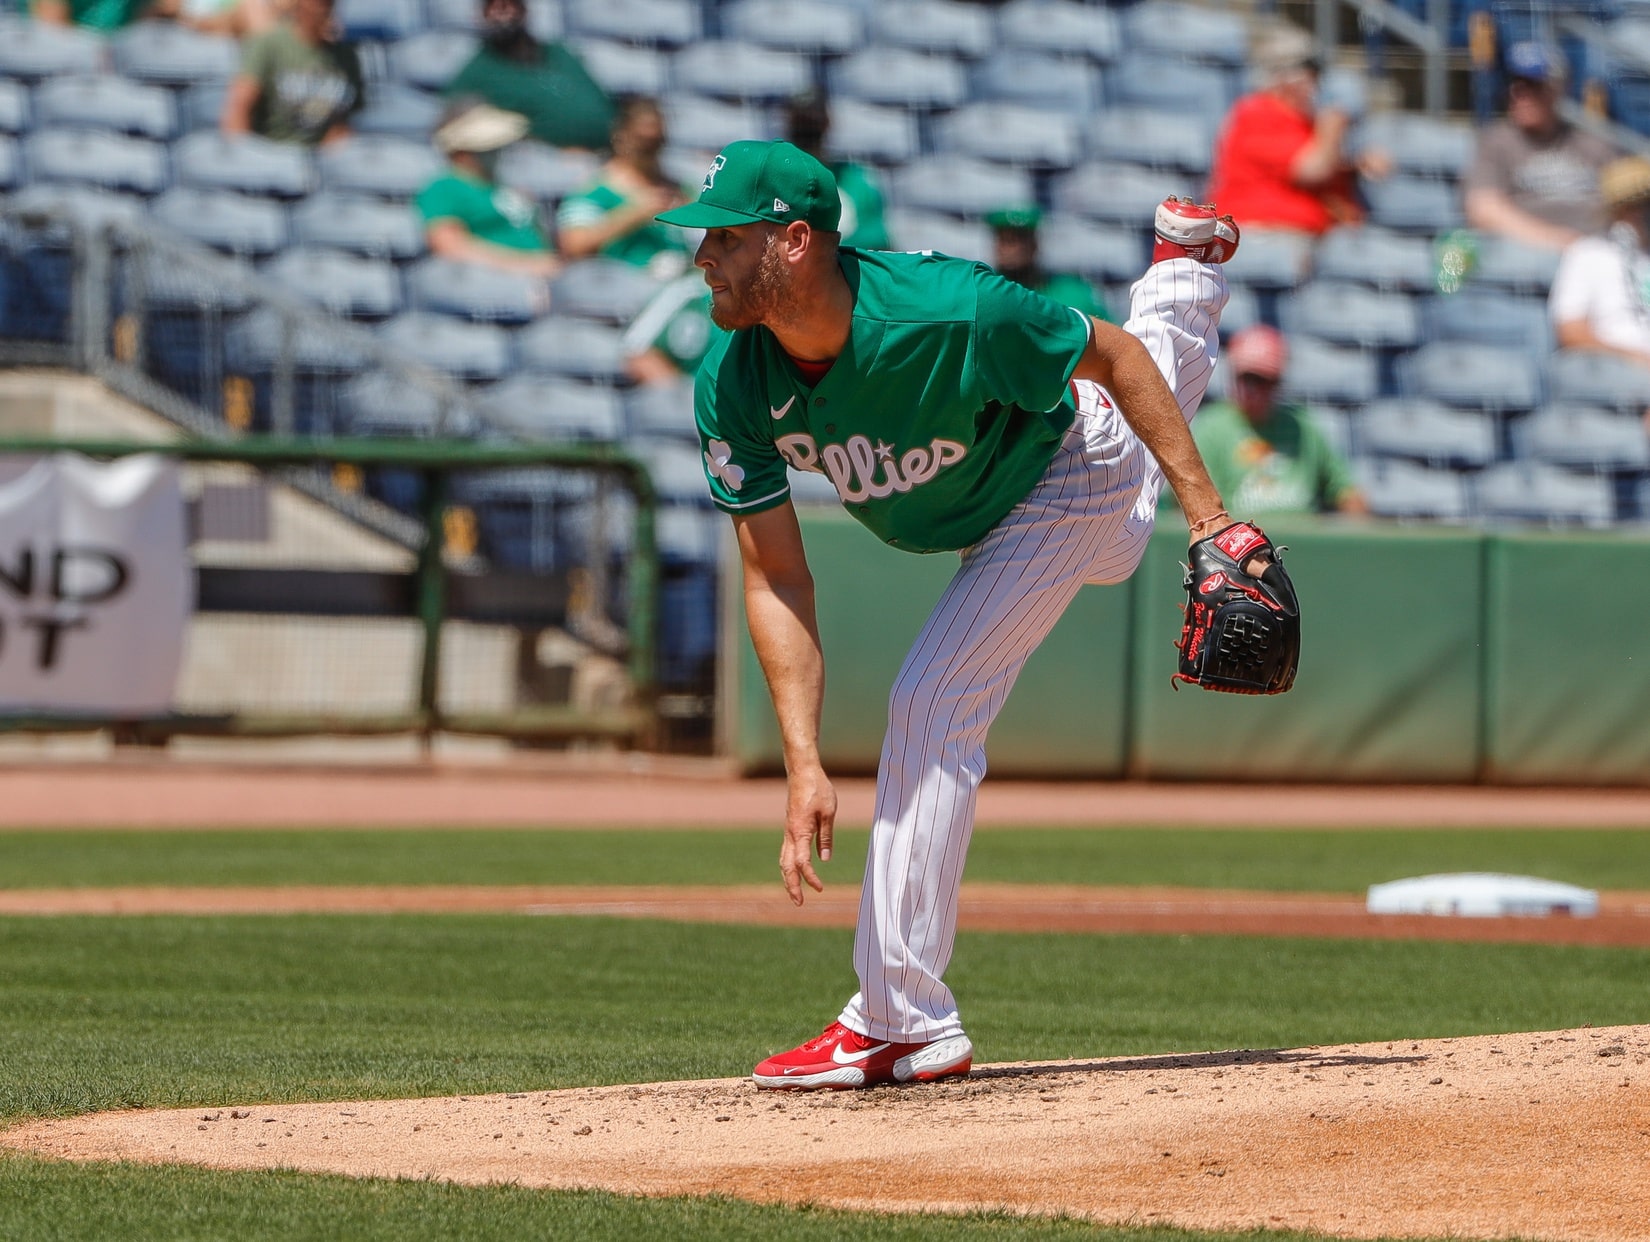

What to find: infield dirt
left=6, top=1025, right=1647, bottom=1241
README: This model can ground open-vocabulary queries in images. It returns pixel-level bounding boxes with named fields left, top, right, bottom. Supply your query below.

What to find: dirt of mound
left=6, top=1026, right=1647, bottom=1241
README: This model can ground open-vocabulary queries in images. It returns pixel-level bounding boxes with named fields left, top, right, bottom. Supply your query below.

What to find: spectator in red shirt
left=1205, top=27, right=1390, bottom=237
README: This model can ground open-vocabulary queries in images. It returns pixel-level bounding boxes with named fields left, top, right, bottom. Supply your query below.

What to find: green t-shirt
left=829, top=160, right=889, bottom=251
left=242, top=23, right=363, bottom=145
left=445, top=43, right=613, bottom=151
left=64, top=0, right=147, bottom=29
left=695, top=249, right=1093, bottom=553
left=1191, top=400, right=1357, bottom=515
left=556, top=179, right=691, bottom=277
left=1033, top=271, right=1111, bottom=323
left=621, top=274, right=715, bottom=376
left=415, top=172, right=549, bottom=252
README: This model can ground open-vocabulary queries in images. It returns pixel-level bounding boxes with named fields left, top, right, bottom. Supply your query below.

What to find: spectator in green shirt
left=415, top=99, right=561, bottom=282
left=445, top=0, right=613, bottom=152
left=986, top=206, right=1111, bottom=323
left=555, top=97, right=691, bottom=278
left=1191, top=325, right=1367, bottom=516
left=220, top=0, right=363, bottom=146
left=784, top=90, right=891, bottom=251
left=32, top=0, right=151, bottom=28
left=621, top=273, right=715, bottom=385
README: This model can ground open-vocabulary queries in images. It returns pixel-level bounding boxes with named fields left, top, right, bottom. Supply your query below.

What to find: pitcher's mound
left=6, top=1026, right=1648, bottom=1241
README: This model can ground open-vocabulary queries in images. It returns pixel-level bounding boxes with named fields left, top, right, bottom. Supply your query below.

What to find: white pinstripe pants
left=838, top=259, right=1228, bottom=1042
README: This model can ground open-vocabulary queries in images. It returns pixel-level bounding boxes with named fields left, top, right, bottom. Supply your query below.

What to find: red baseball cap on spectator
left=1226, top=325, right=1289, bottom=381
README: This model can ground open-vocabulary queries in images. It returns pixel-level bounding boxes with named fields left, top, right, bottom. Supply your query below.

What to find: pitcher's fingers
left=799, top=859, right=824, bottom=894
left=781, top=858, right=804, bottom=906
left=817, top=815, right=834, bottom=862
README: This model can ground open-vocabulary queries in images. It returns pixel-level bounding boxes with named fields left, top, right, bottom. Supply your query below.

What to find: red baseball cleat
left=1153, top=196, right=1240, bottom=264
left=752, top=1021, right=974, bottom=1091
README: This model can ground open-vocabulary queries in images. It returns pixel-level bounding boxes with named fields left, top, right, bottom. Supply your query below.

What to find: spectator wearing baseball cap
left=1464, top=41, right=1617, bottom=251
left=1550, top=156, right=1650, bottom=393
left=985, top=206, right=1111, bottom=323
left=1189, top=325, right=1366, bottom=516
left=415, top=98, right=562, bottom=280
left=1204, top=25, right=1390, bottom=237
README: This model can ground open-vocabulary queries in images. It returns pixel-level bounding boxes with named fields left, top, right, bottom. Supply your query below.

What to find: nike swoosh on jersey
left=770, top=396, right=796, bottom=420
left=830, top=1040, right=892, bottom=1065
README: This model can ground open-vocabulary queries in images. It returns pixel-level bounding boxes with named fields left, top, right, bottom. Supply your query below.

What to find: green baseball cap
left=656, top=140, right=841, bottom=232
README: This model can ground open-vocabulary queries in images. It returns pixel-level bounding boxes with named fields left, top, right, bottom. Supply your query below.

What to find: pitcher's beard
left=708, top=234, right=790, bottom=331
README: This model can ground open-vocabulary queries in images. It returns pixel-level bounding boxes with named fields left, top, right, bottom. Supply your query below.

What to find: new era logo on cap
left=655, top=141, right=841, bottom=233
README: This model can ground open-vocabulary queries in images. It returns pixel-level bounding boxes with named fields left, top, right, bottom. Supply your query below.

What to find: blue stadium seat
left=379, top=311, right=513, bottom=381
left=1218, top=227, right=1313, bottom=290
left=495, top=142, right=601, bottom=203
left=1423, top=288, right=1552, bottom=353
left=266, top=247, right=403, bottom=320
left=224, top=308, right=369, bottom=435
left=971, top=48, right=1102, bottom=115
left=997, top=0, right=1120, bottom=63
left=290, top=191, right=425, bottom=260
left=354, top=83, right=444, bottom=141
left=661, top=94, right=770, bottom=155
left=890, top=155, right=1033, bottom=218
left=1356, top=457, right=1472, bottom=520
left=129, top=255, right=252, bottom=414
left=1546, top=350, right=1650, bottom=412
left=1107, top=56, right=1233, bottom=124
left=1518, top=404, right=1650, bottom=471
left=565, top=0, right=700, bottom=46
left=9, top=182, right=147, bottom=231
left=1354, top=112, right=1473, bottom=178
left=624, top=436, right=709, bottom=504
left=567, top=38, right=670, bottom=96
left=34, top=74, right=175, bottom=140
left=0, top=17, right=103, bottom=81
left=174, top=132, right=315, bottom=199
left=407, top=257, right=546, bottom=324
left=477, top=374, right=627, bottom=441
left=516, top=315, right=628, bottom=381
left=113, top=22, right=238, bottom=86
left=1359, top=398, right=1497, bottom=468
left=1363, top=176, right=1465, bottom=234
left=1277, top=281, right=1422, bottom=349
left=1052, top=161, right=1196, bottom=227
left=180, top=82, right=226, bottom=134
left=1467, top=235, right=1562, bottom=294
left=884, top=209, right=991, bottom=261
left=1279, top=337, right=1379, bottom=406
left=1038, top=214, right=1146, bottom=283
left=1307, top=404, right=1353, bottom=460
left=0, top=80, right=29, bottom=135
left=1087, top=107, right=1213, bottom=174
left=337, top=0, right=423, bottom=41
left=552, top=257, right=664, bottom=323
left=389, top=31, right=479, bottom=91
left=787, top=465, right=841, bottom=506
left=935, top=102, right=1081, bottom=168
left=721, top=0, right=866, bottom=55
left=344, top=370, right=480, bottom=437
left=0, top=137, right=19, bottom=191
left=1218, top=282, right=1261, bottom=335
left=831, top=47, right=970, bottom=110
left=1474, top=461, right=1615, bottom=527
left=1399, top=341, right=1542, bottom=411
left=1314, top=226, right=1435, bottom=291
left=151, top=186, right=288, bottom=257
left=655, top=504, right=720, bottom=563
left=27, top=128, right=170, bottom=196
left=1122, top=2, right=1248, bottom=65
left=822, top=99, right=918, bottom=166
left=868, top=0, right=995, bottom=59
left=672, top=41, right=810, bottom=101
left=623, top=379, right=696, bottom=439
left=318, top=135, right=445, bottom=200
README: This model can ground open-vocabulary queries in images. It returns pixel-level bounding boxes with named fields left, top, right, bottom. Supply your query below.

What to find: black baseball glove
left=1174, top=521, right=1299, bottom=695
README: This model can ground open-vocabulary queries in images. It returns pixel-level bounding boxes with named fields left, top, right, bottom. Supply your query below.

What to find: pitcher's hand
left=780, top=765, right=837, bottom=906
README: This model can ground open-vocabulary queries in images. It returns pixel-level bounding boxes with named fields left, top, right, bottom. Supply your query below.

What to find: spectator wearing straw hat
left=415, top=98, right=562, bottom=279
left=1550, top=156, right=1650, bottom=380
left=1191, top=325, right=1366, bottom=516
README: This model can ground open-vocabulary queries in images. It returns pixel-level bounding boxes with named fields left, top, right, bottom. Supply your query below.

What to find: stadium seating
left=997, top=0, right=1121, bottom=62
left=515, top=316, right=628, bottom=383
left=936, top=103, right=1083, bottom=169
left=672, top=41, right=810, bottom=102
left=1357, top=457, right=1473, bottom=520
left=267, top=247, right=403, bottom=320
left=1359, top=398, right=1498, bottom=468
left=0, top=17, right=103, bottom=81
left=1399, top=341, right=1544, bottom=412
left=408, top=257, right=546, bottom=325
left=379, top=311, right=514, bottom=381
left=290, top=192, right=425, bottom=260
left=174, top=132, right=315, bottom=198
left=35, top=74, right=176, bottom=141
left=151, top=186, right=288, bottom=257
left=478, top=373, right=627, bottom=441
left=721, top=0, right=866, bottom=55
left=868, top=0, right=995, bottom=60
left=970, top=49, right=1102, bottom=116
left=1278, top=281, right=1422, bottom=350
left=1087, top=107, right=1214, bottom=174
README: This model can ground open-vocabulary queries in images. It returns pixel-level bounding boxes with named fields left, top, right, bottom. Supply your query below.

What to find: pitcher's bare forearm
left=1072, top=319, right=1227, bottom=534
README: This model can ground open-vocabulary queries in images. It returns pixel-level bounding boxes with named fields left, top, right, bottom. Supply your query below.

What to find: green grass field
left=1, top=824, right=1647, bottom=1240
left=2, top=825, right=1646, bottom=892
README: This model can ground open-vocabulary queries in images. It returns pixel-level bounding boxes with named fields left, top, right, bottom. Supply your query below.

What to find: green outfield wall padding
left=733, top=507, right=1133, bottom=776
left=1128, top=519, right=1486, bottom=782
left=1484, top=532, right=1650, bottom=785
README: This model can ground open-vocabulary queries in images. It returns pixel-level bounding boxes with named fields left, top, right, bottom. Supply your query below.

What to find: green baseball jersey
left=445, top=43, right=613, bottom=152
left=621, top=273, right=715, bottom=375
left=829, top=160, right=890, bottom=251
left=695, top=248, right=1093, bottom=553
left=1191, top=399, right=1358, bottom=515
left=556, top=180, right=690, bottom=276
left=415, top=171, right=549, bottom=253
left=1033, top=270, right=1112, bottom=323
